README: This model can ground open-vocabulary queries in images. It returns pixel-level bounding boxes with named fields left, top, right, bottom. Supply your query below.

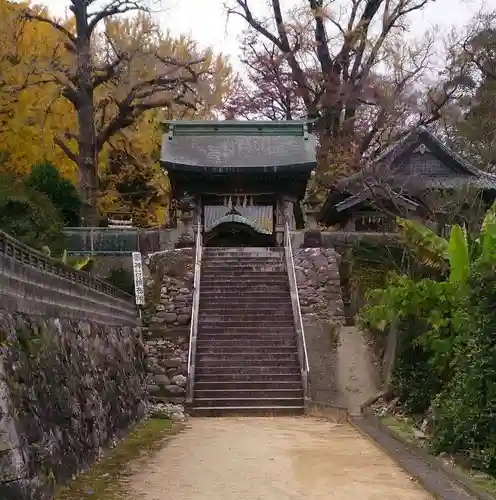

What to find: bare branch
left=54, top=136, right=78, bottom=164
left=23, top=11, right=76, bottom=46
left=87, top=0, right=146, bottom=34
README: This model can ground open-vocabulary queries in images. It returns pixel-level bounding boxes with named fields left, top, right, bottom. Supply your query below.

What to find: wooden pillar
left=275, top=197, right=285, bottom=246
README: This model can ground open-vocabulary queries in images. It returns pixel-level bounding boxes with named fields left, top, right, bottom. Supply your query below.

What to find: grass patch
left=380, top=414, right=419, bottom=445
left=54, top=417, right=179, bottom=500
left=381, top=414, right=496, bottom=498
left=465, top=470, right=496, bottom=497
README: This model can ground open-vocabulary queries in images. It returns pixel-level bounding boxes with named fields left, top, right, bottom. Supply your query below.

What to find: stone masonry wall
left=0, top=313, right=147, bottom=500
left=293, top=247, right=345, bottom=405
left=142, top=249, right=194, bottom=404
left=294, top=247, right=345, bottom=323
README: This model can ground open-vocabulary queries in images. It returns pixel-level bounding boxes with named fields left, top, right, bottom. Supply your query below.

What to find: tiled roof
left=162, top=135, right=317, bottom=170
left=161, top=120, right=317, bottom=170
left=338, top=126, right=496, bottom=191
left=318, top=126, right=496, bottom=223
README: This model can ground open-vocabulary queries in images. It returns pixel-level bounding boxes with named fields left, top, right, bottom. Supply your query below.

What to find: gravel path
left=129, top=417, right=431, bottom=500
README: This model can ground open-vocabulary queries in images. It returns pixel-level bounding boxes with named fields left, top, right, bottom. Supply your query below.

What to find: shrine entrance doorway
left=203, top=220, right=274, bottom=247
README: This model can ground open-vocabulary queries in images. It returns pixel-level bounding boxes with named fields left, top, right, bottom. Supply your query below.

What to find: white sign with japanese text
left=132, top=252, right=145, bottom=305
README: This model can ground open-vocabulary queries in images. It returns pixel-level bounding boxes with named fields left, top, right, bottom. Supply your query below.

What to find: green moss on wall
left=54, top=418, right=179, bottom=500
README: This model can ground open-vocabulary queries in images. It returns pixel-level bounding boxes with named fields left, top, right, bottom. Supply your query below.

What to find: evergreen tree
left=25, top=162, right=82, bottom=226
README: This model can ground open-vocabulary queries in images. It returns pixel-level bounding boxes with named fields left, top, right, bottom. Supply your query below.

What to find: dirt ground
left=336, top=325, right=381, bottom=415
left=128, top=417, right=431, bottom=500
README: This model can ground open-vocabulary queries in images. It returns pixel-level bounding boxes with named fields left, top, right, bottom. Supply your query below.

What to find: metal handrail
left=186, top=222, right=203, bottom=404
left=284, top=223, right=310, bottom=398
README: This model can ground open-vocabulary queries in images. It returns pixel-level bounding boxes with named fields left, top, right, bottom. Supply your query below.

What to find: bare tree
left=226, top=0, right=467, bottom=194
left=224, top=34, right=307, bottom=120
left=23, top=1, right=206, bottom=223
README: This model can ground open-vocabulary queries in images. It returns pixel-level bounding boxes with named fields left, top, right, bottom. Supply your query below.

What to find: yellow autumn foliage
left=0, top=2, right=234, bottom=225
left=96, top=14, right=234, bottom=226
left=0, top=0, right=77, bottom=180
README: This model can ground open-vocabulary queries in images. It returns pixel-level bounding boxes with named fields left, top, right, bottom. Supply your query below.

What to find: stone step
left=196, top=346, right=298, bottom=355
left=204, top=248, right=283, bottom=255
left=197, top=350, right=297, bottom=358
left=196, top=365, right=300, bottom=375
left=198, top=309, right=293, bottom=317
left=203, top=252, right=283, bottom=257
left=197, top=332, right=296, bottom=340
left=199, top=292, right=290, bottom=298
left=198, top=325, right=295, bottom=332
left=198, top=311, right=293, bottom=318
left=202, top=262, right=285, bottom=268
left=196, top=338, right=297, bottom=347
left=191, top=406, right=304, bottom=417
left=202, top=270, right=287, bottom=276
left=198, top=303, right=293, bottom=310
left=199, top=298, right=291, bottom=306
left=195, top=380, right=302, bottom=390
left=203, top=264, right=285, bottom=270
left=194, top=397, right=303, bottom=408
left=200, top=289, right=290, bottom=296
left=196, top=357, right=298, bottom=367
left=200, top=278, right=289, bottom=289
left=202, top=257, right=286, bottom=269
left=202, top=270, right=286, bottom=276
left=199, top=317, right=293, bottom=323
left=195, top=372, right=301, bottom=382
left=201, top=276, right=287, bottom=283
left=200, top=283, right=290, bottom=290
left=194, top=388, right=303, bottom=399
left=200, top=285, right=289, bottom=292
left=198, top=323, right=294, bottom=330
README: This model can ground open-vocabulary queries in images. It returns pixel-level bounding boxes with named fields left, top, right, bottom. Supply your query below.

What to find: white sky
left=36, top=0, right=487, bottom=70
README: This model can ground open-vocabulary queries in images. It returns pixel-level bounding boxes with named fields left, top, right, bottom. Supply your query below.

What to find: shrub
left=105, top=267, right=135, bottom=295
left=25, top=162, right=82, bottom=227
left=360, top=275, right=465, bottom=415
left=430, top=261, right=496, bottom=471
left=0, top=173, right=65, bottom=253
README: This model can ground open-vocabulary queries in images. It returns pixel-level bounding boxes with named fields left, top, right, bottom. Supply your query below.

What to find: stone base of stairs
left=191, top=406, right=305, bottom=417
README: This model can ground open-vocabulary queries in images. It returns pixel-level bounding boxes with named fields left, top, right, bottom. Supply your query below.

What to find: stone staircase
left=192, top=247, right=304, bottom=416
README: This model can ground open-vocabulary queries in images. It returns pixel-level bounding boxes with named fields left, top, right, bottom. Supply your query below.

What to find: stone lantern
left=304, top=197, right=321, bottom=229
left=175, top=194, right=195, bottom=248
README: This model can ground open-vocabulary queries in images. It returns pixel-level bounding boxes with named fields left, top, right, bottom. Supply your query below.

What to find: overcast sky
left=36, top=0, right=487, bottom=70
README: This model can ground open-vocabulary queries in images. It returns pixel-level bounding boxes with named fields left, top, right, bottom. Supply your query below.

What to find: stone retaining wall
left=293, top=247, right=345, bottom=323
left=142, top=249, right=194, bottom=404
left=0, top=232, right=136, bottom=326
left=0, top=313, right=147, bottom=500
left=293, top=247, right=345, bottom=405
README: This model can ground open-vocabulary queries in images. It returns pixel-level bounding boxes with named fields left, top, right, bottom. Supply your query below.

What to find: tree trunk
left=73, top=1, right=99, bottom=226
left=77, top=98, right=99, bottom=225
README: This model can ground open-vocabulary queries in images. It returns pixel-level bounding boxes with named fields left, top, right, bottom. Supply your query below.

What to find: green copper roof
left=161, top=120, right=317, bottom=171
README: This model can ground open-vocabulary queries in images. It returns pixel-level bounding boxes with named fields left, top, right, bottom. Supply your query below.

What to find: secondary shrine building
left=160, top=120, right=317, bottom=246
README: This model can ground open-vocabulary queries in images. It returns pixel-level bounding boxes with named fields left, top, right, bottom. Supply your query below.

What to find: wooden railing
left=186, top=223, right=203, bottom=404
